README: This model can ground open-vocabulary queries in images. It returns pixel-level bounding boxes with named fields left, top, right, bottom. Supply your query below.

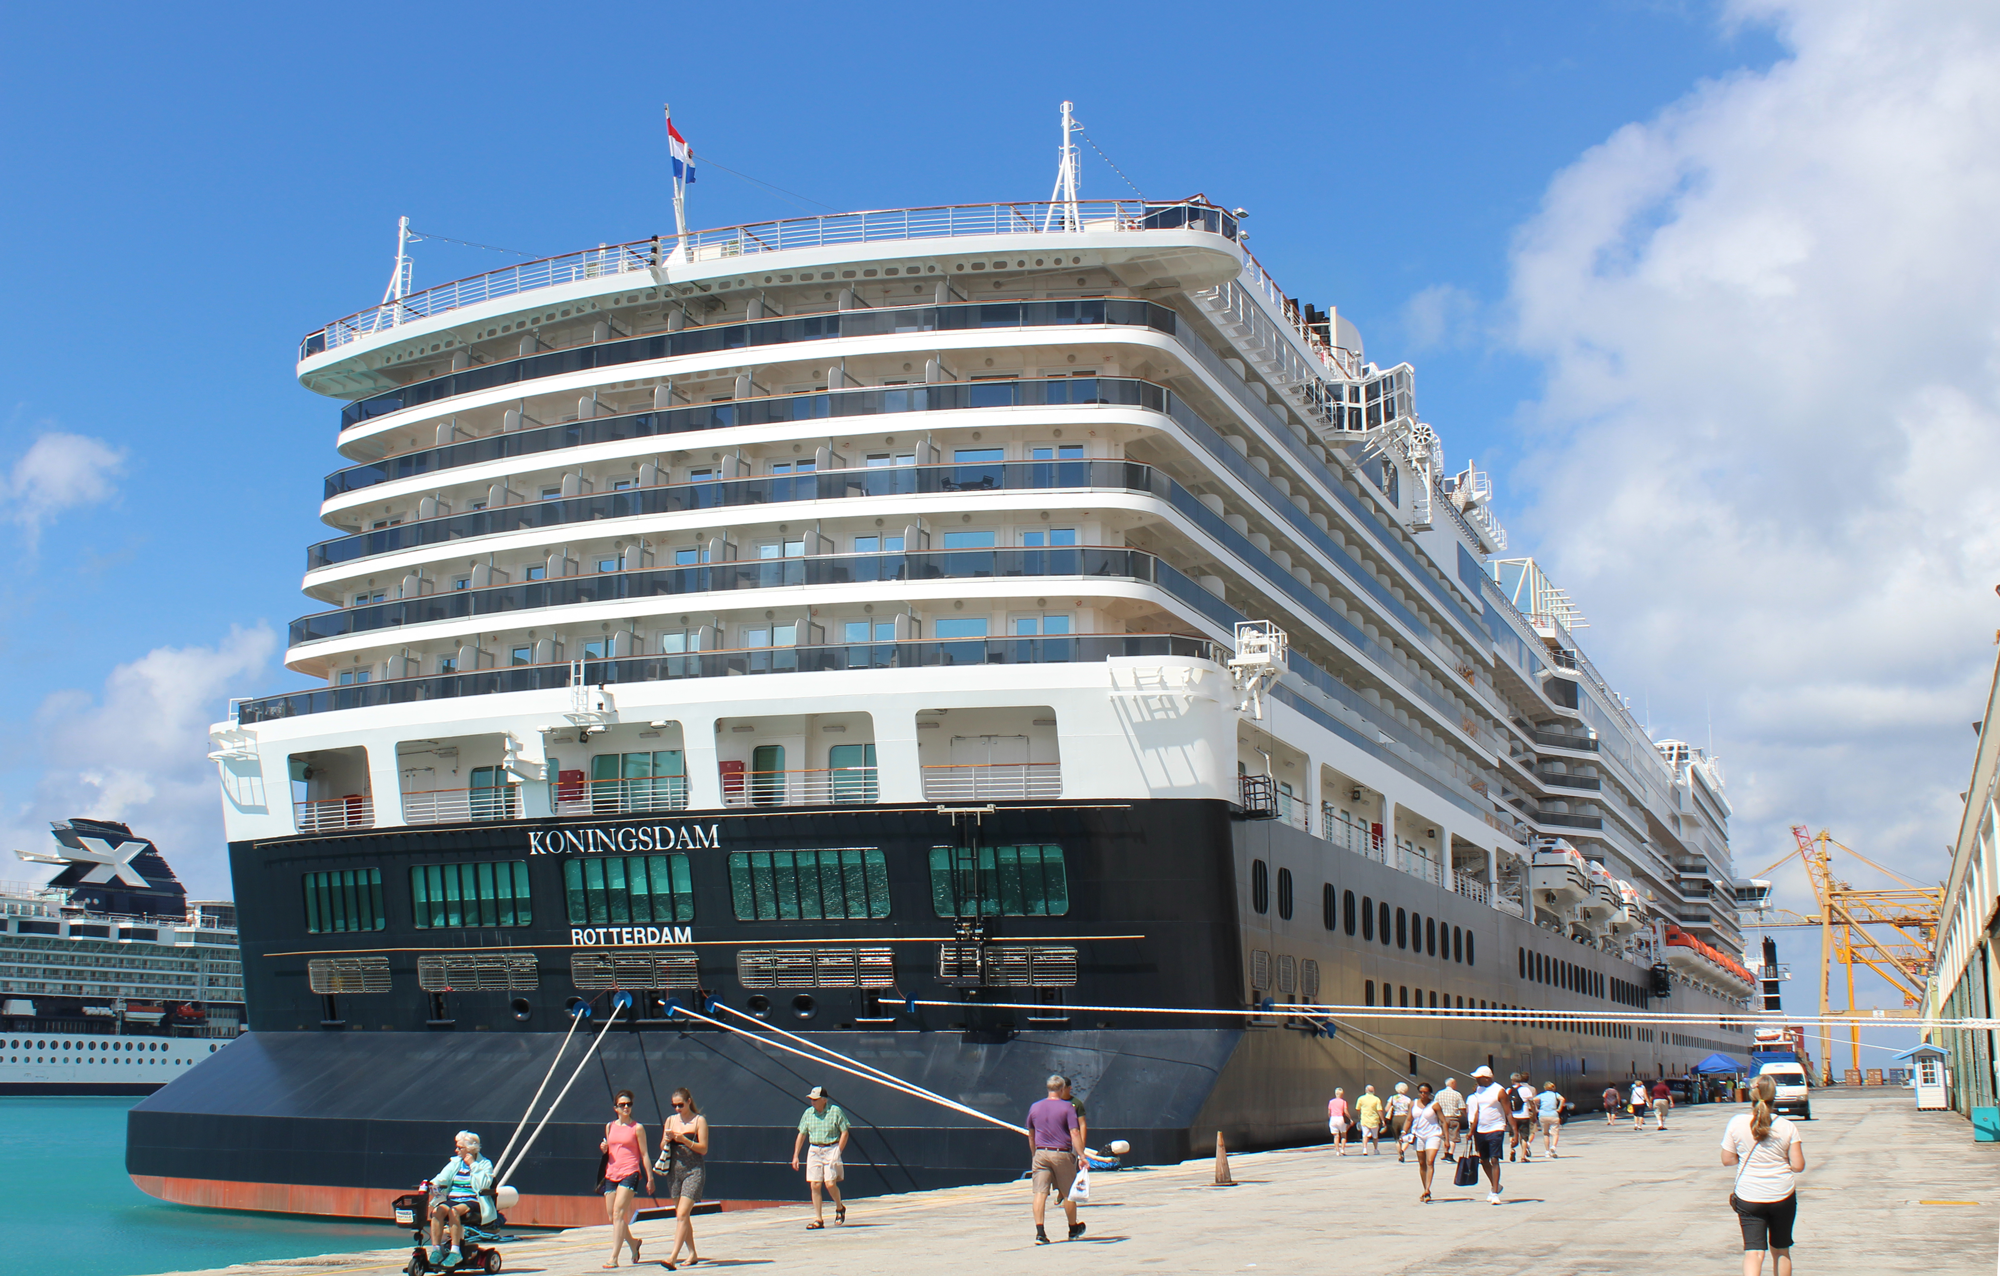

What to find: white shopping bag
left=1069, top=1164, right=1091, bottom=1203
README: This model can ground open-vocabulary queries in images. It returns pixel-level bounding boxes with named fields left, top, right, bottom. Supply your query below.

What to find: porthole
left=1395, top=909, right=1407, bottom=950
left=1426, top=917, right=1437, bottom=957
left=1343, top=890, right=1356, bottom=936
left=1360, top=897, right=1374, bottom=941
left=747, top=994, right=771, bottom=1017
left=1321, top=883, right=1336, bottom=931
left=1277, top=868, right=1293, bottom=920
left=791, top=994, right=817, bottom=1021
left=1379, top=902, right=1391, bottom=946
left=1250, top=860, right=1269, bottom=914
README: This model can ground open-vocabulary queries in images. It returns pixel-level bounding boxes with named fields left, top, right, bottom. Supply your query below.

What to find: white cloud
left=2, top=430, right=126, bottom=544
left=1502, top=0, right=2000, bottom=924
left=1400, top=283, right=1480, bottom=351
left=0, top=626, right=277, bottom=897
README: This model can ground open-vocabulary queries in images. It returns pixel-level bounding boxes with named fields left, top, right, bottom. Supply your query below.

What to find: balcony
left=1531, top=810, right=1604, bottom=831
left=401, top=784, right=521, bottom=825
left=1532, top=731, right=1599, bottom=752
left=554, top=776, right=690, bottom=817
left=1537, top=770, right=1601, bottom=791
left=290, top=546, right=1159, bottom=647
left=920, top=763, right=1062, bottom=801
left=239, top=634, right=1214, bottom=723
left=720, top=767, right=877, bottom=808
left=295, top=796, right=374, bottom=833
left=304, top=200, right=1238, bottom=358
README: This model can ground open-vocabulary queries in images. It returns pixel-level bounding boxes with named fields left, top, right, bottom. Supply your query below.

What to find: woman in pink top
left=1327, top=1088, right=1351, bottom=1157
left=599, top=1088, right=655, bottom=1268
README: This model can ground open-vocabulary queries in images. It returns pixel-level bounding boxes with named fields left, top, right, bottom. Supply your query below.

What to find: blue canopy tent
left=1695, top=1052, right=1749, bottom=1074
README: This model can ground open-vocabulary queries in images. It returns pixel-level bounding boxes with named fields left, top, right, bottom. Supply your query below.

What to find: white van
left=1756, top=1061, right=1811, bottom=1120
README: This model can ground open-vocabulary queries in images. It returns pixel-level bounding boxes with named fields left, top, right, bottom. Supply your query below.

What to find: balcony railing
left=920, top=763, right=1062, bottom=801
left=1532, top=810, right=1604, bottom=831
left=554, top=776, right=690, bottom=816
left=303, top=200, right=1236, bottom=358
left=1451, top=871, right=1491, bottom=905
left=291, top=546, right=1156, bottom=647
left=238, top=634, right=1214, bottom=723
left=316, top=452, right=1157, bottom=568
left=721, top=767, right=879, bottom=808
left=1532, top=731, right=1599, bottom=752
left=1538, top=772, right=1602, bottom=791
left=295, top=796, right=374, bottom=833
left=401, top=784, right=520, bottom=825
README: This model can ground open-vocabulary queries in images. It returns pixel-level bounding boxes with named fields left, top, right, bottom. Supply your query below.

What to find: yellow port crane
left=1755, top=826, right=1944, bottom=1084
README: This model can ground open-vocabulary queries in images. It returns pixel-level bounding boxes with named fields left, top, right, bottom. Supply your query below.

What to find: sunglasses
left=615, top=1101, right=632, bottom=1108
left=672, top=1101, right=686, bottom=1107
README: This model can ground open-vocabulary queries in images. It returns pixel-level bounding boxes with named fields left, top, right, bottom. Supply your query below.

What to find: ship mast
left=1044, top=100, right=1082, bottom=233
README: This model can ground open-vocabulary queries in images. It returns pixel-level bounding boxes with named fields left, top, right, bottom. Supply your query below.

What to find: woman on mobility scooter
left=427, top=1130, right=496, bottom=1270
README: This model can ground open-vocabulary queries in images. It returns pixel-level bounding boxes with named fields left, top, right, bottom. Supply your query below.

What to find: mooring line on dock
left=495, top=998, right=625, bottom=1188
left=490, top=998, right=588, bottom=1187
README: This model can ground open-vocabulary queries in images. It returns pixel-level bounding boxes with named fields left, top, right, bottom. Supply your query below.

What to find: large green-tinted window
left=928, top=845, right=1070, bottom=917
left=563, top=855, right=694, bottom=925
left=411, top=861, right=533, bottom=929
left=728, top=849, right=889, bottom=920
left=303, top=868, right=386, bottom=933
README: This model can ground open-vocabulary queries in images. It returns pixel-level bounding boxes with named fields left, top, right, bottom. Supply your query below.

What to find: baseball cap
left=1471, top=1065, right=1493, bottom=1078
left=806, top=1086, right=828, bottom=1100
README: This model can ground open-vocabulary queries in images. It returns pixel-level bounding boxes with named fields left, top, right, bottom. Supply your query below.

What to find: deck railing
left=554, top=776, right=690, bottom=816
left=720, top=767, right=878, bottom=808
left=295, top=796, right=373, bottom=833
left=920, top=763, right=1062, bottom=801
left=304, top=199, right=1234, bottom=356
left=400, top=784, right=520, bottom=825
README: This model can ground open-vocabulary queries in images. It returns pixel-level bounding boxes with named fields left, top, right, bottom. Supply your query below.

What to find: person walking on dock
left=1436, top=1078, right=1464, bottom=1160
left=656, top=1087, right=708, bottom=1267
left=1388, top=1081, right=1414, bottom=1162
left=1629, top=1078, right=1649, bottom=1132
left=1602, top=1083, right=1622, bottom=1126
left=1356, top=1084, right=1384, bottom=1155
left=600, top=1090, right=655, bottom=1269
left=1651, top=1077, right=1675, bottom=1130
left=1721, top=1075, right=1805, bottom=1276
left=1537, top=1082, right=1564, bottom=1158
left=1467, top=1065, right=1509, bottom=1205
left=1409, top=1083, right=1444, bottom=1203
left=1327, top=1087, right=1352, bottom=1155
left=1027, top=1074, right=1088, bottom=1244
left=791, top=1086, right=851, bottom=1229
left=1508, top=1073, right=1536, bottom=1162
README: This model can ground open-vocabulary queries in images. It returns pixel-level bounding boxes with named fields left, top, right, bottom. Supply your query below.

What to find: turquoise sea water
left=1, top=1097, right=398, bottom=1276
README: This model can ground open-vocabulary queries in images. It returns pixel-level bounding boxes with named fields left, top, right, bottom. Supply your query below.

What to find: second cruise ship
left=134, top=106, right=1757, bottom=1224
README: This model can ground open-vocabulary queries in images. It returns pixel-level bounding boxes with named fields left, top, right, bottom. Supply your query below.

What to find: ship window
left=1395, top=908, right=1407, bottom=950
left=953, top=448, right=1005, bottom=463
left=1020, top=529, right=1078, bottom=547
left=563, top=854, right=695, bottom=925
left=934, top=617, right=988, bottom=639
left=1467, top=933, right=1475, bottom=965
left=853, top=534, right=906, bottom=553
left=1519, top=947, right=1527, bottom=978
left=731, top=849, right=890, bottom=921
left=940, top=530, right=996, bottom=549
left=511, top=647, right=532, bottom=666
left=1379, top=901, right=1392, bottom=945
left=1364, top=980, right=1375, bottom=1006
left=928, top=844, right=1069, bottom=917
left=301, top=868, right=386, bottom=934
left=599, top=558, right=620, bottom=573
left=1277, top=867, right=1293, bottom=920
left=1453, top=925, right=1463, bottom=963
left=411, top=860, right=533, bottom=929
left=1030, top=444, right=1085, bottom=460
left=1344, top=889, right=1356, bottom=936
left=1360, top=896, right=1374, bottom=941
left=1400, top=986, right=1409, bottom=1008
left=1426, top=916, right=1437, bottom=957
left=1322, top=882, right=1336, bottom=931
left=1250, top=859, right=1269, bottom=914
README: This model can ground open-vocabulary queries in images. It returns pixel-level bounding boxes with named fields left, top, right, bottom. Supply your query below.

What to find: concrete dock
left=155, top=1088, right=1997, bottom=1276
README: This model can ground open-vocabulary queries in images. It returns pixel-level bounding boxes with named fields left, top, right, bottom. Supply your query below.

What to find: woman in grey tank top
left=655, top=1087, right=709, bottom=1267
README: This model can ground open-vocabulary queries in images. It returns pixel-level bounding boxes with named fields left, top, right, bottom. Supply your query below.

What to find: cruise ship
left=132, top=107, right=1756, bottom=1225
left=3, top=819, right=243, bottom=1093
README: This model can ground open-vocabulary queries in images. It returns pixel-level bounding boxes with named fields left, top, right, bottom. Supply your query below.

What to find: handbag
left=1453, top=1144, right=1481, bottom=1187
left=1069, top=1163, right=1091, bottom=1203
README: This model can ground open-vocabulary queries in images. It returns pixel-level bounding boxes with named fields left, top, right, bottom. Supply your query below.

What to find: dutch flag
left=668, top=120, right=696, bottom=184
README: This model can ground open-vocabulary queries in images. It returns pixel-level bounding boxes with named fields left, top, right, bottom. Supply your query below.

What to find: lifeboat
left=1529, top=842, right=1591, bottom=912
left=1664, top=926, right=1755, bottom=993
left=1604, top=882, right=1646, bottom=935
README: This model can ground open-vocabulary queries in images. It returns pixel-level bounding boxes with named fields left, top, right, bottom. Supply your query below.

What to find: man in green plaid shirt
left=791, top=1086, right=851, bottom=1228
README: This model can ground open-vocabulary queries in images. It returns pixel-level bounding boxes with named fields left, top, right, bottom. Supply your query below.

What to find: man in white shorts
left=791, top=1086, right=851, bottom=1228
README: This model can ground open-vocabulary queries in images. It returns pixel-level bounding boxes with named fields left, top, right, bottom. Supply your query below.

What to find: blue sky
left=5, top=2, right=1993, bottom=1063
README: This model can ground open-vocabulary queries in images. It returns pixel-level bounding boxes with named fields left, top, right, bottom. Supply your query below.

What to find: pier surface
left=154, top=1088, right=1995, bottom=1276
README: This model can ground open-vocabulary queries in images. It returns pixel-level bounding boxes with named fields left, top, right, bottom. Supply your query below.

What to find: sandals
left=806, top=1219, right=825, bottom=1230
left=835, top=1204, right=846, bottom=1226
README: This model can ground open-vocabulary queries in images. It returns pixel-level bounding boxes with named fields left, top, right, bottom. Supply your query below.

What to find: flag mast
left=1044, top=101, right=1082, bottom=233
left=664, top=103, right=688, bottom=248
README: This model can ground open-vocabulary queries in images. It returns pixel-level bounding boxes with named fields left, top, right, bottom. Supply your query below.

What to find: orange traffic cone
left=1213, top=1131, right=1236, bottom=1186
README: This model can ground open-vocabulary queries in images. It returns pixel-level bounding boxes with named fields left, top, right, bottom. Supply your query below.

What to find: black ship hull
left=129, top=799, right=1748, bottom=1222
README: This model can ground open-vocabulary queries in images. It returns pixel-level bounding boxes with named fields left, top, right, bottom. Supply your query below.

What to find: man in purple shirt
left=1026, top=1074, right=1087, bottom=1244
